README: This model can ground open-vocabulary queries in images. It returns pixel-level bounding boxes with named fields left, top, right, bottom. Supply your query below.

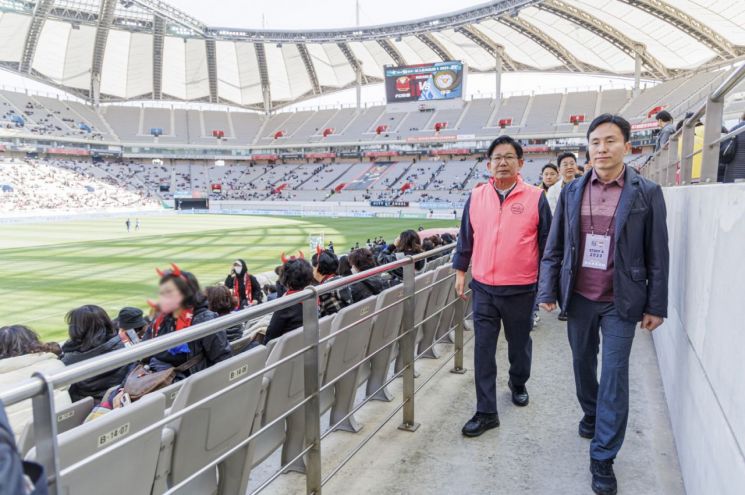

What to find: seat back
left=418, top=265, right=454, bottom=355
left=167, top=345, right=268, bottom=486
left=323, top=298, right=377, bottom=392
left=28, top=394, right=165, bottom=495
left=360, top=285, right=405, bottom=383
left=413, top=271, right=435, bottom=340
left=17, top=397, right=94, bottom=456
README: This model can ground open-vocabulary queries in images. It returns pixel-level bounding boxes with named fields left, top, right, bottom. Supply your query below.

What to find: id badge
left=582, top=233, right=611, bottom=270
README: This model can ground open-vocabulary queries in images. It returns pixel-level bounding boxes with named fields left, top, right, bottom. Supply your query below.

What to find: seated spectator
left=348, top=248, right=387, bottom=303
left=273, top=265, right=286, bottom=298
left=205, top=285, right=243, bottom=342
left=224, top=259, right=263, bottom=309
left=115, top=307, right=148, bottom=347
left=379, top=229, right=425, bottom=282
left=0, top=325, right=71, bottom=435
left=264, top=255, right=313, bottom=344
left=263, top=283, right=278, bottom=301
left=312, top=248, right=353, bottom=317
left=337, top=255, right=353, bottom=277
left=60, top=305, right=132, bottom=403
left=146, top=265, right=232, bottom=379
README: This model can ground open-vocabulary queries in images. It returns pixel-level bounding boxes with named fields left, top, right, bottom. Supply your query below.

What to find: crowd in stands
left=0, top=98, right=105, bottom=140
left=0, top=158, right=160, bottom=212
left=0, top=228, right=455, bottom=437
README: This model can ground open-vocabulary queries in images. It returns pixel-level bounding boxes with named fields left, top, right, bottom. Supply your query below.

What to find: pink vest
left=468, top=176, right=542, bottom=286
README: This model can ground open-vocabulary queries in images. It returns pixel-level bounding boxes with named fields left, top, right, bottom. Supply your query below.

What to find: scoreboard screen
left=384, top=61, right=465, bottom=103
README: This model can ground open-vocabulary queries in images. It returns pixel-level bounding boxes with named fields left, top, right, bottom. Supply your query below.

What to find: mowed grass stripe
left=0, top=214, right=457, bottom=341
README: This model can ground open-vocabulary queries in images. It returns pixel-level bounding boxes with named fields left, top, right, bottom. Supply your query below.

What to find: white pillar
left=495, top=48, right=503, bottom=101
left=633, top=43, right=643, bottom=98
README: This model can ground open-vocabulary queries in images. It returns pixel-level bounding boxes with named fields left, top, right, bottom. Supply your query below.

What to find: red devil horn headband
left=155, top=263, right=186, bottom=280
left=316, top=244, right=323, bottom=256
left=280, top=251, right=305, bottom=263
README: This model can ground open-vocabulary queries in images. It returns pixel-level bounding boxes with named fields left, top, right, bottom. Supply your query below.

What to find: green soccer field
left=0, top=214, right=457, bottom=342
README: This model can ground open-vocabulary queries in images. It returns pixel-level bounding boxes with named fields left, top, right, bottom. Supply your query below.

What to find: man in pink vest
left=453, top=135, right=552, bottom=437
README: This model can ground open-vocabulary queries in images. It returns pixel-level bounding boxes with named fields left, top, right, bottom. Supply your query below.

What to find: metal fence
left=0, top=242, right=471, bottom=495
left=640, top=63, right=745, bottom=186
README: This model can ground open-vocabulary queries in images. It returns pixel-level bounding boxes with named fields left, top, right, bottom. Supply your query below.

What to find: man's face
left=487, top=143, right=524, bottom=181
left=657, top=119, right=665, bottom=129
left=559, top=157, right=578, bottom=181
left=588, top=122, right=631, bottom=173
left=541, top=167, right=558, bottom=186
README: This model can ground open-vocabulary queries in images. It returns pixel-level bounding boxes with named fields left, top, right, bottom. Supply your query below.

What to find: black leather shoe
left=508, top=380, right=529, bottom=407
left=579, top=415, right=596, bottom=439
left=461, top=412, right=500, bottom=437
left=590, top=459, right=618, bottom=495
left=558, top=314, right=568, bottom=321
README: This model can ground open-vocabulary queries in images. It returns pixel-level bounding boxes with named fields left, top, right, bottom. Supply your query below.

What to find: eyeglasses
left=489, top=155, right=518, bottom=163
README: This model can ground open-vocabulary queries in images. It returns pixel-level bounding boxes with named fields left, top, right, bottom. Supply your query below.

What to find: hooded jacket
left=146, top=300, right=232, bottom=379
left=350, top=275, right=388, bottom=303
left=61, top=335, right=131, bottom=402
left=224, top=259, right=263, bottom=308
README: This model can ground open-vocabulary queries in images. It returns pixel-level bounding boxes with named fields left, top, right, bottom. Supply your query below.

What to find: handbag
left=123, top=353, right=204, bottom=401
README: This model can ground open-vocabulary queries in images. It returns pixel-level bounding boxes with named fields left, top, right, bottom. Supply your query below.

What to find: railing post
left=700, top=97, right=725, bottom=183
left=302, top=293, right=322, bottom=494
left=31, top=372, right=60, bottom=495
left=398, top=260, right=420, bottom=432
left=669, top=133, right=680, bottom=186
left=680, top=122, right=695, bottom=185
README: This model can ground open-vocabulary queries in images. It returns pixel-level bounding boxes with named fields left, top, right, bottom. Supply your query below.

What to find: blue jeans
left=567, top=293, right=636, bottom=461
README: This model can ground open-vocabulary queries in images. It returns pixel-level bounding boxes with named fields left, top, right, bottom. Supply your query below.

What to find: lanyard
left=588, top=181, right=621, bottom=236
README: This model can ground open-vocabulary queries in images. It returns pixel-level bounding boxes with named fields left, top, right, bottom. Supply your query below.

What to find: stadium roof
left=0, top=0, right=744, bottom=110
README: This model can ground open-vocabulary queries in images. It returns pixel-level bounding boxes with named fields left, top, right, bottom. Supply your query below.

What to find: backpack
left=0, top=401, right=48, bottom=495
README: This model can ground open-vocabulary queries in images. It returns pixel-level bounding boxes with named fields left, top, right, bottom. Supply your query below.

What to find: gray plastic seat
left=360, top=284, right=405, bottom=402
left=27, top=393, right=165, bottom=495
left=322, top=298, right=377, bottom=433
left=17, top=396, right=94, bottom=456
left=155, top=345, right=269, bottom=495
left=249, top=315, right=334, bottom=474
left=395, top=271, right=435, bottom=373
left=418, top=265, right=455, bottom=359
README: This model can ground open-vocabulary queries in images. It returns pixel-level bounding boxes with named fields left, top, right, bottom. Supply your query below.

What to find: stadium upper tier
left=2, top=67, right=743, bottom=147
left=0, top=1, right=744, bottom=110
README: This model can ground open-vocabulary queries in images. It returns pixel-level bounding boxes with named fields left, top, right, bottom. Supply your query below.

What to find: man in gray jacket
left=654, top=110, right=675, bottom=152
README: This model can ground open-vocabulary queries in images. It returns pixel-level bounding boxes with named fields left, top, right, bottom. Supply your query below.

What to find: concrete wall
left=654, top=183, right=745, bottom=495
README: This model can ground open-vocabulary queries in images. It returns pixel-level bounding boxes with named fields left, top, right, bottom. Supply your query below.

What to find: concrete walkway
left=256, top=310, right=684, bottom=494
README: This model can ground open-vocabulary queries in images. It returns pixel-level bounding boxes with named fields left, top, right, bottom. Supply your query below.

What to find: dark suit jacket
left=537, top=166, right=669, bottom=322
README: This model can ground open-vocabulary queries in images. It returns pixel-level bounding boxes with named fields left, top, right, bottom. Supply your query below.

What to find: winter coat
left=61, top=335, right=131, bottom=402
left=350, top=275, right=388, bottom=303
left=225, top=260, right=263, bottom=307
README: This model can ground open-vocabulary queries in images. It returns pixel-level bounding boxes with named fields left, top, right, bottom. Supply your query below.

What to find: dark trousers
left=567, top=293, right=636, bottom=461
left=471, top=281, right=534, bottom=414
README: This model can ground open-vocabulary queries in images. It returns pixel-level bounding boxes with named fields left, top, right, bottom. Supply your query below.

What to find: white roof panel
left=476, top=19, right=562, bottom=70
left=162, top=36, right=187, bottom=99
left=0, top=13, right=30, bottom=63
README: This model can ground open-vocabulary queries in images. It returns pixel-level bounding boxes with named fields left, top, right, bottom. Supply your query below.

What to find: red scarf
left=152, top=308, right=194, bottom=337
left=233, top=273, right=253, bottom=308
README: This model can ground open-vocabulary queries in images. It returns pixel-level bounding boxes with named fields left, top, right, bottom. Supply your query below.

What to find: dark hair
left=337, top=255, right=353, bottom=276
left=397, top=229, right=423, bottom=254
left=486, top=135, right=523, bottom=159
left=0, top=325, right=61, bottom=358
left=348, top=248, right=376, bottom=272
left=655, top=110, right=673, bottom=123
left=587, top=114, right=631, bottom=142
left=205, top=285, right=234, bottom=316
left=422, top=238, right=435, bottom=251
left=65, top=305, right=115, bottom=352
left=159, top=270, right=204, bottom=309
left=280, top=259, right=313, bottom=291
left=541, top=163, right=558, bottom=174
left=556, top=152, right=577, bottom=168
left=585, top=150, right=591, bottom=163
left=312, top=250, right=339, bottom=276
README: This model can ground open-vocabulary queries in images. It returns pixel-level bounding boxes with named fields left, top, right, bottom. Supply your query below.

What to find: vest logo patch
left=510, top=203, right=525, bottom=214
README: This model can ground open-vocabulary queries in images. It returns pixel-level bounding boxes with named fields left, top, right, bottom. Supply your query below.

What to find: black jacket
left=146, top=301, right=233, bottom=378
left=61, top=335, right=131, bottom=402
left=225, top=261, right=263, bottom=308
left=351, top=275, right=387, bottom=303
left=265, top=303, right=304, bottom=344
left=537, top=166, right=669, bottom=322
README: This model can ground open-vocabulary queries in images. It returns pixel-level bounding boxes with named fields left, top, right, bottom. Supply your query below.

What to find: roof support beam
left=205, top=39, right=218, bottom=103
left=454, top=25, right=524, bottom=72
left=538, top=0, right=669, bottom=79
left=254, top=42, right=271, bottom=114
left=620, top=0, right=741, bottom=58
left=498, top=15, right=587, bottom=72
left=297, top=44, right=321, bottom=95
left=152, top=15, right=165, bottom=100
left=19, top=0, right=55, bottom=73
left=376, top=39, right=405, bottom=66
left=90, top=0, right=118, bottom=105
left=337, top=42, right=369, bottom=84
left=416, top=33, right=454, bottom=62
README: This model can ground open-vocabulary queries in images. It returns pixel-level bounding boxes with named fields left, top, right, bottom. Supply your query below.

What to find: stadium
left=0, top=0, right=744, bottom=494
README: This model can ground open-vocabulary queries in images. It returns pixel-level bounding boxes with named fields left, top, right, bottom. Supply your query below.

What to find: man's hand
left=539, top=302, right=557, bottom=312
left=641, top=314, right=664, bottom=332
left=454, top=270, right=466, bottom=298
